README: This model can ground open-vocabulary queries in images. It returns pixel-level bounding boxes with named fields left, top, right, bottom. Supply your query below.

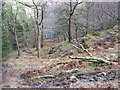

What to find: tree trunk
left=68, top=15, right=72, bottom=43
left=13, top=7, right=20, bottom=57
left=33, top=9, right=37, bottom=49
left=36, top=7, right=41, bottom=58
left=69, top=56, right=112, bottom=64
left=37, top=28, right=41, bottom=58
left=75, top=28, right=78, bottom=41
left=14, top=28, right=21, bottom=57
left=92, top=8, right=95, bottom=31
left=41, top=5, right=44, bottom=48
left=86, top=9, right=89, bottom=35
left=85, top=3, right=90, bottom=35
left=57, top=34, right=60, bottom=43
left=41, top=27, right=44, bottom=48
left=63, top=34, right=66, bottom=41
left=68, top=1, right=72, bottom=43
left=33, top=29, right=37, bottom=49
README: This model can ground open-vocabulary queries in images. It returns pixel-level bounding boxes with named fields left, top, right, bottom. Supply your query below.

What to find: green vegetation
left=91, top=63, right=107, bottom=67
left=105, top=23, right=116, bottom=30
left=2, top=28, right=12, bottom=57
left=92, top=31, right=100, bottom=36
left=56, top=40, right=71, bottom=46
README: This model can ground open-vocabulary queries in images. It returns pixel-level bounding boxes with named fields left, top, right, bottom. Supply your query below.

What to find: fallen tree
left=69, top=56, right=112, bottom=64
left=49, top=40, right=117, bottom=69
left=55, top=56, right=117, bottom=66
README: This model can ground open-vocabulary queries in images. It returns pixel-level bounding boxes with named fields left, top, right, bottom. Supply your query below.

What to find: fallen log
left=69, top=56, right=112, bottom=64
left=32, top=75, right=55, bottom=79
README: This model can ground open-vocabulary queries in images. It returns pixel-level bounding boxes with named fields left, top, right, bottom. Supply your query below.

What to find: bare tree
left=12, top=7, right=21, bottom=57
left=68, top=0, right=82, bottom=42
left=19, top=0, right=45, bottom=57
left=32, top=0, right=41, bottom=57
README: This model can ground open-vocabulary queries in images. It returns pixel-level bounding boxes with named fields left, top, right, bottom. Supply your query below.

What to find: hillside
left=1, top=25, right=119, bottom=88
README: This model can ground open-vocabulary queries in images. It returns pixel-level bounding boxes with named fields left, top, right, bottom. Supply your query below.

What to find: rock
left=102, top=72, right=107, bottom=76
left=89, top=77, right=94, bottom=81
left=70, top=75, right=78, bottom=81
left=37, top=75, right=55, bottom=78
left=39, top=81, right=49, bottom=88
left=62, top=69, right=78, bottom=73
left=70, top=81, right=96, bottom=88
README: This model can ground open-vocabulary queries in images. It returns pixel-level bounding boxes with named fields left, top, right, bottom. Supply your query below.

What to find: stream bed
left=21, top=70, right=118, bottom=88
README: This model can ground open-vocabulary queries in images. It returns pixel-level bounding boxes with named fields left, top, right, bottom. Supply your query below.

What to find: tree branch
left=71, top=1, right=83, bottom=16
left=100, top=4, right=117, bottom=19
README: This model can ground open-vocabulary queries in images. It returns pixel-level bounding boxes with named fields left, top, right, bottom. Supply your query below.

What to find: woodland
left=0, top=0, right=119, bottom=89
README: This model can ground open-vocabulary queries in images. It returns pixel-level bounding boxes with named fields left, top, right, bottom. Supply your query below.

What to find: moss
left=91, top=63, right=101, bottom=67
left=105, top=23, right=116, bottom=30
left=54, top=72, right=65, bottom=77
left=113, top=25, right=118, bottom=30
left=92, top=32, right=100, bottom=36
left=56, top=40, right=71, bottom=46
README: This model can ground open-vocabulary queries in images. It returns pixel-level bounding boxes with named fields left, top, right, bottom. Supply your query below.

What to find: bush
left=105, top=23, right=116, bottom=30
left=2, top=29, right=12, bottom=59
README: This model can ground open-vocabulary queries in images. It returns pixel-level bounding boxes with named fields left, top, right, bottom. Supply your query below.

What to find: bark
left=36, top=6, right=41, bottom=57
left=52, top=56, right=112, bottom=65
left=37, top=25, right=41, bottom=58
left=41, top=27, right=44, bottom=48
left=92, top=8, right=95, bottom=30
left=14, top=28, right=21, bottom=57
left=68, top=15, right=72, bottom=43
left=63, top=34, right=66, bottom=41
left=68, top=1, right=72, bottom=43
left=33, top=1, right=41, bottom=58
left=41, top=5, right=44, bottom=48
left=32, top=0, right=42, bottom=57
left=75, top=28, right=78, bottom=41
left=57, top=33, right=60, bottom=43
left=33, top=9, right=37, bottom=49
left=85, top=4, right=89, bottom=35
left=13, top=7, right=21, bottom=57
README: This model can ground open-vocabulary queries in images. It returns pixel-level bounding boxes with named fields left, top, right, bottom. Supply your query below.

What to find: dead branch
left=73, top=39, right=93, bottom=57
left=69, top=56, right=111, bottom=64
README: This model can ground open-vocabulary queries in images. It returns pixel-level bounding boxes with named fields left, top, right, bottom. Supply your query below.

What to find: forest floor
left=0, top=27, right=119, bottom=89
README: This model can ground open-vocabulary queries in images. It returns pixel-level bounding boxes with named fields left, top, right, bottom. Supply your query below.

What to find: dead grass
left=70, top=81, right=118, bottom=88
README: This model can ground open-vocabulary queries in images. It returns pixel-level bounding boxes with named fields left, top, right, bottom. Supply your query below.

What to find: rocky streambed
left=20, top=70, right=118, bottom=88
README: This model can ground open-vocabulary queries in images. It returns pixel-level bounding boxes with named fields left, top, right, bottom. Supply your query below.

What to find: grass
left=92, top=32, right=100, bottom=36
left=91, top=63, right=107, bottom=68
left=56, top=40, right=71, bottom=46
left=76, top=66, right=95, bottom=74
